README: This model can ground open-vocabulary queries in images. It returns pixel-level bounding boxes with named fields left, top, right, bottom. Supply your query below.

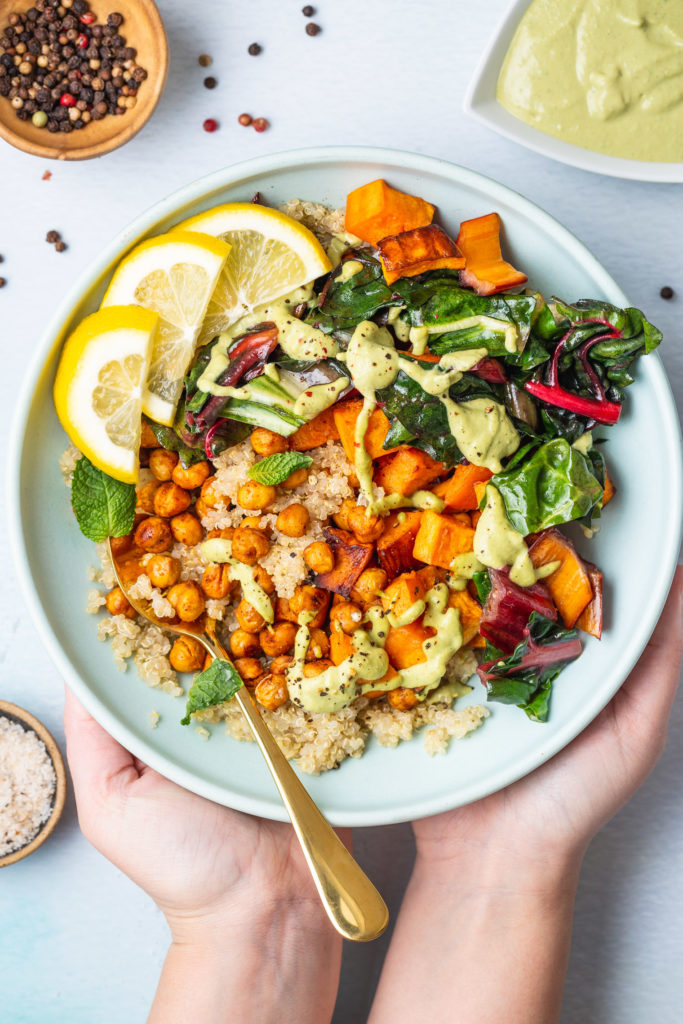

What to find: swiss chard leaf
left=144, top=418, right=207, bottom=468
left=472, top=569, right=492, bottom=605
left=71, top=456, right=136, bottom=543
left=491, top=438, right=603, bottom=534
left=316, top=251, right=398, bottom=327
left=479, top=612, right=582, bottom=723
left=181, top=658, right=243, bottom=725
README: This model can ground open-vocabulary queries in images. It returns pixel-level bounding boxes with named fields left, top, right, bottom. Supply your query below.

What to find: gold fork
left=108, top=540, right=389, bottom=942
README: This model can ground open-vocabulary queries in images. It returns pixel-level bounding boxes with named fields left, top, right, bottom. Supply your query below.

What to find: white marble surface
left=0, top=1, right=681, bottom=1021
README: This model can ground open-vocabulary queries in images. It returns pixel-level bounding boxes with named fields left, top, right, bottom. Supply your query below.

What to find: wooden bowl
left=0, top=700, right=67, bottom=867
left=0, top=0, right=168, bottom=160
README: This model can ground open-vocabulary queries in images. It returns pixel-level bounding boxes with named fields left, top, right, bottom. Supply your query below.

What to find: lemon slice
left=176, top=203, right=332, bottom=344
left=101, top=230, right=231, bottom=425
left=53, top=306, right=159, bottom=484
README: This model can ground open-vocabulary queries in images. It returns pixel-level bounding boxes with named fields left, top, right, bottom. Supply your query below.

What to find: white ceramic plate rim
left=8, top=146, right=683, bottom=827
left=464, top=0, right=683, bottom=184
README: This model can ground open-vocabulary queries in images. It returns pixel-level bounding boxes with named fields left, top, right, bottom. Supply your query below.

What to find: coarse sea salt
left=0, top=716, right=56, bottom=856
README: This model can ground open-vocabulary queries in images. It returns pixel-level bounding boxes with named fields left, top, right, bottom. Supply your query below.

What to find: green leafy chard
left=490, top=438, right=604, bottom=534
left=71, top=456, right=136, bottom=543
left=181, top=658, right=243, bottom=726
left=477, top=612, right=582, bottom=723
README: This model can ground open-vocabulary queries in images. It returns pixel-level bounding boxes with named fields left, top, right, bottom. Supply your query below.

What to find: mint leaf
left=181, top=658, right=243, bottom=725
left=71, top=456, right=136, bottom=543
left=248, top=451, right=313, bottom=486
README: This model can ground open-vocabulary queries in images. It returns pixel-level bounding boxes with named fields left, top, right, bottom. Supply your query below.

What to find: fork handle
left=206, top=636, right=388, bottom=943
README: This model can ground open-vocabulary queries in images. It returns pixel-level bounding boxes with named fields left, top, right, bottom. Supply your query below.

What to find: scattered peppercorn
left=305, top=22, right=321, bottom=35
left=202, top=117, right=218, bottom=132
left=660, top=286, right=674, bottom=300
left=238, top=112, right=252, bottom=126
left=42, top=170, right=52, bottom=180
left=0, top=2, right=149, bottom=133
left=55, top=240, right=67, bottom=252
left=198, top=53, right=212, bottom=66
left=0, top=278, right=6, bottom=288
left=252, top=117, right=268, bottom=132
left=203, top=75, right=216, bottom=89
left=302, top=5, right=315, bottom=15
left=248, top=42, right=262, bottom=55
left=46, top=230, right=61, bottom=243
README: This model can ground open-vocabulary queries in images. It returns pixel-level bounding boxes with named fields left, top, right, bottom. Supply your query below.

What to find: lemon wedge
left=53, top=306, right=159, bottom=484
left=176, top=203, right=332, bottom=344
left=101, top=230, right=231, bottom=425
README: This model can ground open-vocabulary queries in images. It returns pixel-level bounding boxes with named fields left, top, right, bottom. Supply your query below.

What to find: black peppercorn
left=302, top=5, right=315, bottom=15
left=305, top=22, right=321, bottom=35
left=660, top=286, right=674, bottom=300
left=46, top=229, right=60, bottom=242
left=248, top=42, right=261, bottom=55
left=107, top=12, right=123, bottom=28
left=203, top=75, right=216, bottom=89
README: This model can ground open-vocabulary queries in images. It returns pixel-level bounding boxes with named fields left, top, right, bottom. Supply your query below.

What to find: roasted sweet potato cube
left=457, top=212, right=528, bottom=296
left=528, top=529, right=593, bottom=628
left=381, top=570, right=429, bottom=620
left=345, top=179, right=435, bottom=246
left=575, top=561, right=603, bottom=639
left=330, top=628, right=354, bottom=666
left=290, top=407, right=339, bottom=450
left=384, top=619, right=435, bottom=670
left=333, top=399, right=401, bottom=461
left=472, top=480, right=489, bottom=507
left=602, top=467, right=616, bottom=507
left=373, top=448, right=446, bottom=497
left=448, top=588, right=483, bottom=645
left=412, top=510, right=475, bottom=569
left=378, top=224, right=466, bottom=285
left=433, top=464, right=493, bottom=510
left=376, top=510, right=423, bottom=577
left=313, top=527, right=374, bottom=597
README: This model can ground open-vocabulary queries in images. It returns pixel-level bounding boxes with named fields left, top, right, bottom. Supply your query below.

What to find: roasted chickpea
left=167, top=581, right=206, bottom=622
left=253, top=566, right=275, bottom=595
left=270, top=654, right=294, bottom=675
left=260, top=621, right=298, bottom=658
left=240, top=516, right=270, bottom=533
left=349, top=505, right=384, bottom=543
left=231, top=526, right=270, bottom=566
left=276, top=503, right=310, bottom=538
left=250, top=427, right=288, bottom=456
left=140, top=419, right=158, bottom=448
left=134, top=516, right=173, bottom=553
left=237, top=480, right=276, bottom=511
left=149, top=448, right=179, bottom=481
left=206, top=527, right=235, bottom=541
left=235, top=598, right=270, bottom=634
left=105, top=586, right=136, bottom=619
left=172, top=460, right=211, bottom=490
left=154, top=481, right=191, bottom=519
left=169, top=635, right=205, bottom=673
left=275, top=597, right=298, bottom=623
left=351, top=568, right=388, bottom=608
left=110, top=534, right=133, bottom=558
left=254, top=673, right=289, bottom=711
left=280, top=466, right=309, bottom=490
left=304, top=541, right=334, bottom=575
left=333, top=497, right=357, bottom=531
left=200, top=476, right=223, bottom=509
left=234, top=657, right=263, bottom=683
left=329, top=600, right=364, bottom=634
left=387, top=687, right=419, bottom=711
left=137, top=480, right=160, bottom=514
left=288, top=585, right=331, bottom=629
left=303, top=659, right=334, bottom=678
left=230, top=629, right=261, bottom=659
left=201, top=564, right=233, bottom=600
left=146, top=554, right=181, bottom=589
left=306, top=628, right=330, bottom=661
left=116, top=554, right=146, bottom=585
left=171, top=512, right=204, bottom=547
left=194, top=497, right=212, bottom=521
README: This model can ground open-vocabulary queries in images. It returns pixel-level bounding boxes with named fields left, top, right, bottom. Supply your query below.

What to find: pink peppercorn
left=252, top=117, right=268, bottom=133
left=237, top=113, right=252, bottom=126
left=79, top=12, right=95, bottom=24
left=203, top=118, right=218, bottom=132
left=60, top=93, right=76, bottom=107
left=76, top=33, right=88, bottom=48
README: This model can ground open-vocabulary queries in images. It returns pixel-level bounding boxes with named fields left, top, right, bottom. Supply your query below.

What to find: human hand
left=64, top=688, right=344, bottom=1023
left=414, top=565, right=683, bottom=873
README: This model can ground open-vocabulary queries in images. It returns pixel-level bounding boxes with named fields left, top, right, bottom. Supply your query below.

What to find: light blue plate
left=8, top=147, right=682, bottom=826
